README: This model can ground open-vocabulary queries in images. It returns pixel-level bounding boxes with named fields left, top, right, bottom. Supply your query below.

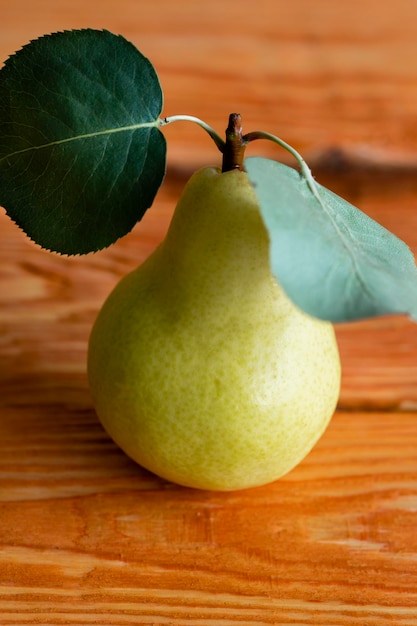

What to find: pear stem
left=221, top=113, right=247, bottom=172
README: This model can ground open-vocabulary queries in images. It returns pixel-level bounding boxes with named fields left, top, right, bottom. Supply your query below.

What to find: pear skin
left=88, top=167, right=341, bottom=490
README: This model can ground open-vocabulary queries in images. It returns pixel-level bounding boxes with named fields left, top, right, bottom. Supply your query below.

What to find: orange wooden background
left=2, top=1, right=417, bottom=624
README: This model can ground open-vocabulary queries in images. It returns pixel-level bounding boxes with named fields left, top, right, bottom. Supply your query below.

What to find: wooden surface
left=2, top=1, right=417, bottom=624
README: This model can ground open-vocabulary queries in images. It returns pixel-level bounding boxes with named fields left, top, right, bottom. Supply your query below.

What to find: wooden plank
left=1, top=407, right=417, bottom=624
left=2, top=0, right=417, bottom=164
left=2, top=169, right=417, bottom=410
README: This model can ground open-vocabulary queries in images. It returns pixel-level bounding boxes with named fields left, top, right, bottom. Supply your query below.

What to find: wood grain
left=2, top=1, right=417, bottom=624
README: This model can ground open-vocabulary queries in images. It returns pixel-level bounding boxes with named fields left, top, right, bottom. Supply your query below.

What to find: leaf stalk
left=159, top=115, right=225, bottom=152
left=243, top=130, right=320, bottom=199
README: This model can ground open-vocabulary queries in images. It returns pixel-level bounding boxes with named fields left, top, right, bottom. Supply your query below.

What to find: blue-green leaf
left=0, top=29, right=166, bottom=254
left=246, top=156, right=417, bottom=322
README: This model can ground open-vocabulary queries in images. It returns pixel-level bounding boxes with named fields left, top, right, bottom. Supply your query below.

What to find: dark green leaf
left=246, top=156, right=417, bottom=322
left=0, top=29, right=166, bottom=254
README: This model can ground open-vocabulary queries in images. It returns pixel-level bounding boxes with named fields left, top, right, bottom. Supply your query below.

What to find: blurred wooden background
left=2, top=1, right=417, bottom=624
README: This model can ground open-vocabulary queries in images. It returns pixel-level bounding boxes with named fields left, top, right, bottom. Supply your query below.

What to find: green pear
left=87, top=166, right=341, bottom=491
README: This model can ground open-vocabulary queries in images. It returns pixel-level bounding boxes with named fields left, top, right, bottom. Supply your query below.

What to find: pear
left=87, top=166, right=341, bottom=491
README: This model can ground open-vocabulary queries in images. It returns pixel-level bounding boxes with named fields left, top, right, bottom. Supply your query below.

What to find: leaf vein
left=0, top=121, right=160, bottom=165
